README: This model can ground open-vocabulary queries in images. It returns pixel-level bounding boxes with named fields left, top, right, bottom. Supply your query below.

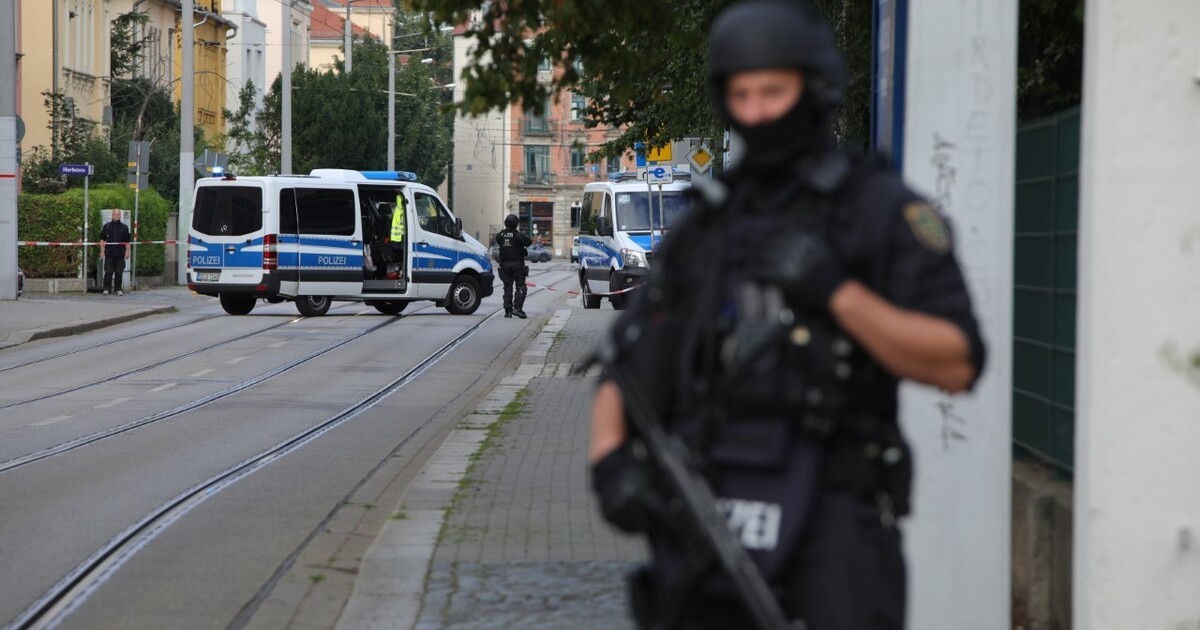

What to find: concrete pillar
left=892, top=1, right=1017, bottom=627
left=1074, top=1, right=1200, bottom=626
left=0, top=0, right=16, bottom=300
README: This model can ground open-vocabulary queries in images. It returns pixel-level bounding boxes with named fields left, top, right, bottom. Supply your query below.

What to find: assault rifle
left=596, top=349, right=797, bottom=630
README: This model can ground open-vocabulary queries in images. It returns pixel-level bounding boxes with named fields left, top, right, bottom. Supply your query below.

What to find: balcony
left=521, top=117, right=555, bottom=136
left=517, top=171, right=556, bottom=187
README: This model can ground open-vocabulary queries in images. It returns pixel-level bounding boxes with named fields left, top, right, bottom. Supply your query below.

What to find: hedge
left=18, top=185, right=170, bottom=278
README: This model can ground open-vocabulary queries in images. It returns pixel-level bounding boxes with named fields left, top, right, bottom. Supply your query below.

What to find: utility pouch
left=878, top=431, right=913, bottom=518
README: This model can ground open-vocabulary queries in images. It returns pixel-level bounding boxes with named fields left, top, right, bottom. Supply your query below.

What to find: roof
left=310, top=2, right=377, bottom=41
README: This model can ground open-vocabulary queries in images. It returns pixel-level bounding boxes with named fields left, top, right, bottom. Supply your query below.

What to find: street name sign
left=59, top=163, right=93, bottom=177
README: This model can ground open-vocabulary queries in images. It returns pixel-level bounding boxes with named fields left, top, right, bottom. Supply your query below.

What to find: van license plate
left=196, top=272, right=220, bottom=282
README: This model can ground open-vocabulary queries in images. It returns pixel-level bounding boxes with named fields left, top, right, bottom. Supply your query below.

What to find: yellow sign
left=686, top=144, right=714, bottom=174
left=647, top=144, right=672, bottom=163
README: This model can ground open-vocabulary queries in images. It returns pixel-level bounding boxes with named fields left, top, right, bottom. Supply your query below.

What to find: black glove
left=590, top=441, right=666, bottom=533
left=749, top=231, right=846, bottom=312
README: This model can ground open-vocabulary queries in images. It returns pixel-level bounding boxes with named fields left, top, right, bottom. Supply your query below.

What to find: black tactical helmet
left=504, top=214, right=519, bottom=228
left=707, top=1, right=846, bottom=117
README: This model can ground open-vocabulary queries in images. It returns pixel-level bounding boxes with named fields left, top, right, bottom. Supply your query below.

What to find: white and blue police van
left=577, top=171, right=692, bottom=309
left=187, top=169, right=494, bottom=316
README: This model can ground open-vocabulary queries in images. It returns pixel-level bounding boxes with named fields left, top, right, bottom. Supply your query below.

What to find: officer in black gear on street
left=495, top=214, right=532, bottom=318
left=588, top=2, right=987, bottom=628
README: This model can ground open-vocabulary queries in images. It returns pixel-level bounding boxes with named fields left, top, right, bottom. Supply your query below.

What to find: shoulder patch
left=903, top=202, right=952, bottom=254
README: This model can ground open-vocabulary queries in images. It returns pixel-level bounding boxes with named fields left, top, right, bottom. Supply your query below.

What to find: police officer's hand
left=749, top=231, right=846, bottom=312
left=590, top=441, right=669, bottom=533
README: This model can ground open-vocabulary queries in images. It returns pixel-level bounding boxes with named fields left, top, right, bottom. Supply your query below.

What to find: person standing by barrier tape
left=99, top=210, right=131, bottom=296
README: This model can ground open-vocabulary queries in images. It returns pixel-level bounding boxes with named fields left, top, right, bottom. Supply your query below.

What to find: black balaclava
left=707, top=1, right=846, bottom=169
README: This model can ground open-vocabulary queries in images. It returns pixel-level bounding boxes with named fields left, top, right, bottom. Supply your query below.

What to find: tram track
left=2, top=266, right=582, bottom=630
left=0, top=269, right=580, bottom=475
left=0, top=302, right=430, bottom=412
left=6, top=307, right=504, bottom=630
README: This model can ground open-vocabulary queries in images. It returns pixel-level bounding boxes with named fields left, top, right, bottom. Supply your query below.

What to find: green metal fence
left=1012, top=107, right=1080, bottom=472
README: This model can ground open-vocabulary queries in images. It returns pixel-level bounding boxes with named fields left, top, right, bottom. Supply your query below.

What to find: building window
left=523, top=146, right=551, bottom=185
left=606, top=153, right=623, bottom=175
left=523, top=97, right=552, bottom=134
left=570, top=94, right=586, bottom=121
left=570, top=146, right=586, bottom=175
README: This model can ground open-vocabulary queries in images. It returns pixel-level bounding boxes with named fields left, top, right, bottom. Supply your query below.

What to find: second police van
left=187, top=169, right=494, bottom=316
left=577, top=170, right=692, bottom=309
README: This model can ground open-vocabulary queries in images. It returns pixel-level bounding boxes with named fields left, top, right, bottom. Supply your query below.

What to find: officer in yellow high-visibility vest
left=390, top=193, right=406, bottom=243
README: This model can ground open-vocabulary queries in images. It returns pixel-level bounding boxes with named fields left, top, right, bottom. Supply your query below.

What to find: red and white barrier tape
left=17, top=240, right=180, bottom=247
left=524, top=280, right=644, bottom=297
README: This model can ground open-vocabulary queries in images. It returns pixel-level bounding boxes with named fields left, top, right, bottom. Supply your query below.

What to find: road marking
left=148, top=383, right=177, bottom=393
left=30, top=415, right=73, bottom=427
left=269, top=341, right=288, bottom=348
left=95, top=397, right=131, bottom=409
left=227, top=356, right=248, bottom=364
left=190, top=368, right=215, bottom=377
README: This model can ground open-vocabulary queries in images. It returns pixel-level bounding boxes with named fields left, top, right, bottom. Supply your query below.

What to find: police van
left=577, top=171, right=692, bottom=309
left=188, top=169, right=494, bottom=316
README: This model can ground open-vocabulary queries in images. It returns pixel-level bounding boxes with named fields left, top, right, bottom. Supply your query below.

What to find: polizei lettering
left=317, top=255, right=347, bottom=266
left=192, top=255, right=221, bottom=266
left=716, top=498, right=782, bottom=551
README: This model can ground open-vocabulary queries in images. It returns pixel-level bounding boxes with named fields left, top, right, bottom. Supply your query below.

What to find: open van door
left=291, top=185, right=363, bottom=298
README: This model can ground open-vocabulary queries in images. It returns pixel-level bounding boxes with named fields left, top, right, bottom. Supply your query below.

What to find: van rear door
left=190, top=184, right=265, bottom=284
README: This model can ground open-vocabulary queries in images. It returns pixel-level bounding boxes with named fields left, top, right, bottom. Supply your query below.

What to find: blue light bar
left=360, top=170, right=418, bottom=182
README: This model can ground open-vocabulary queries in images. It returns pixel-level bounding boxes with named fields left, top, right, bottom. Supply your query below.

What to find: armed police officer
left=495, top=214, right=531, bottom=319
left=588, top=2, right=986, bottom=628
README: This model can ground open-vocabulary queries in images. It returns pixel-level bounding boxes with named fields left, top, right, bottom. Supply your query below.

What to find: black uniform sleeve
left=882, top=200, right=987, bottom=387
left=100, top=224, right=110, bottom=241
left=518, top=231, right=532, bottom=247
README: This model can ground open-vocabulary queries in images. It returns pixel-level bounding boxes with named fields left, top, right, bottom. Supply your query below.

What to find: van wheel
left=372, top=300, right=408, bottom=315
left=296, top=295, right=332, bottom=317
left=446, top=276, right=481, bottom=315
left=581, top=274, right=601, bottom=309
left=609, top=273, right=627, bottom=310
left=220, top=294, right=256, bottom=315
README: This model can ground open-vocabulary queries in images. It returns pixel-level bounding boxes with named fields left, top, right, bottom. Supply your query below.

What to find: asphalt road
left=0, top=264, right=582, bottom=629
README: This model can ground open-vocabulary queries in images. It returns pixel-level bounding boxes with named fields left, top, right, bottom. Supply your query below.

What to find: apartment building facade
left=222, top=0, right=268, bottom=115
left=16, top=0, right=113, bottom=156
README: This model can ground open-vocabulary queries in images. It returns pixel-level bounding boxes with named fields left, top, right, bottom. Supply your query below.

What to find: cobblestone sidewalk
left=415, top=308, right=645, bottom=629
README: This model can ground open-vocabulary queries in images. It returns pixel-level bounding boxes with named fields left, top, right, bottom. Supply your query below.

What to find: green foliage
left=110, top=10, right=151, bottom=79
left=225, top=81, right=272, bottom=176
left=253, top=34, right=454, bottom=184
left=1017, top=0, right=1084, bottom=121
left=17, top=185, right=170, bottom=278
left=410, top=0, right=873, bottom=158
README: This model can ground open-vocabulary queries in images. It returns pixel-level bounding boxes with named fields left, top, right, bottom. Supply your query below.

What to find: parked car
left=526, top=244, right=552, bottom=263
left=570, top=236, right=579, bottom=263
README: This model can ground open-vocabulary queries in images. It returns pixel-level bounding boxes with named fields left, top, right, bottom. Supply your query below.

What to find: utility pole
left=387, top=50, right=394, bottom=170
left=0, top=0, right=19, bottom=299
left=177, top=0, right=195, bottom=285
left=281, top=0, right=292, bottom=174
left=344, top=1, right=352, bottom=74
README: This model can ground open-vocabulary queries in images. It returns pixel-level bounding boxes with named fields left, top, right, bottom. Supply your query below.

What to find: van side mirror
left=596, top=216, right=613, bottom=237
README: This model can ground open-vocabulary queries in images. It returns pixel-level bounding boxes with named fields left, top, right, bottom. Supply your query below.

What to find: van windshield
left=193, top=186, right=263, bottom=236
left=614, top=191, right=691, bottom=231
